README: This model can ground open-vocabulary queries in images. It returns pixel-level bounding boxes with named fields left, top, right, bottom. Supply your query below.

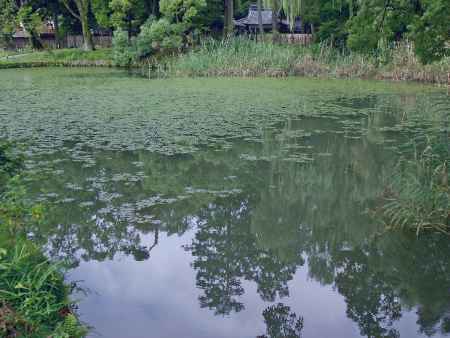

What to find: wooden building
left=234, top=4, right=304, bottom=34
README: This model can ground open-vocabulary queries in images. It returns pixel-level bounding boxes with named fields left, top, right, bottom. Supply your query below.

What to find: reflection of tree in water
left=186, top=193, right=304, bottom=315
left=333, top=246, right=402, bottom=338
left=306, top=231, right=450, bottom=338
left=258, top=303, right=303, bottom=338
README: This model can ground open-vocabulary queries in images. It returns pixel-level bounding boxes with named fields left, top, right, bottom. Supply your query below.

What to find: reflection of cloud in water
left=70, top=233, right=351, bottom=338
left=71, top=230, right=432, bottom=338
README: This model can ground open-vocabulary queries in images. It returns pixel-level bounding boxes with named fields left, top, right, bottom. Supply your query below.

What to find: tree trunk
left=63, top=0, right=95, bottom=50
left=29, top=31, right=44, bottom=50
left=80, top=11, right=94, bottom=50
left=257, top=0, right=264, bottom=37
left=271, top=0, right=279, bottom=43
left=224, top=0, right=234, bottom=37
left=151, top=0, right=159, bottom=17
left=127, top=15, right=132, bottom=42
left=53, top=12, right=61, bottom=48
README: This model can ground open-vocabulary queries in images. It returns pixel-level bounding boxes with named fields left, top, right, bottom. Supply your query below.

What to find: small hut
left=234, top=4, right=304, bottom=34
left=12, top=21, right=56, bottom=49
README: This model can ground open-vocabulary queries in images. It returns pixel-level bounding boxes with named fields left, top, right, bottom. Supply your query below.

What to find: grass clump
left=0, top=141, right=87, bottom=338
left=0, top=242, right=87, bottom=338
left=378, top=137, right=449, bottom=235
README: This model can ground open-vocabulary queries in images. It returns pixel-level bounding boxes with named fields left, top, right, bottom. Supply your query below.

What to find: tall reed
left=379, top=137, right=449, bottom=235
left=152, top=37, right=450, bottom=84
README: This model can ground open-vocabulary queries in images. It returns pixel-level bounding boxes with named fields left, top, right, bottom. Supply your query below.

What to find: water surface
left=1, top=68, right=449, bottom=338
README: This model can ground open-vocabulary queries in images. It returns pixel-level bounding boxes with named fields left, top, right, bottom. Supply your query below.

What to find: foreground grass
left=0, top=142, right=87, bottom=338
left=162, top=38, right=450, bottom=85
left=0, top=48, right=113, bottom=68
left=0, top=242, right=87, bottom=338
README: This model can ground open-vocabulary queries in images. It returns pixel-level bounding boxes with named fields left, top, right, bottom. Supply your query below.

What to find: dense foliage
left=0, top=0, right=448, bottom=63
left=112, top=0, right=205, bottom=65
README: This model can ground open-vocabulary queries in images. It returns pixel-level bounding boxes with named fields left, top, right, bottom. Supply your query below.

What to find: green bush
left=136, top=18, right=183, bottom=57
left=112, top=29, right=137, bottom=66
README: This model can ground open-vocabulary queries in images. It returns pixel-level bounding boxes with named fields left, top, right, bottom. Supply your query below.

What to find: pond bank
left=1, top=41, right=449, bottom=85
left=0, top=48, right=113, bottom=69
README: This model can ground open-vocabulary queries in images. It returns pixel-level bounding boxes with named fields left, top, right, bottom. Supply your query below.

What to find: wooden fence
left=12, top=35, right=112, bottom=50
left=278, top=34, right=312, bottom=45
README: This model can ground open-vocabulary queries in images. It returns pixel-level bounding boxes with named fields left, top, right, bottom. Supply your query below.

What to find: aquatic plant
left=379, top=137, right=450, bottom=234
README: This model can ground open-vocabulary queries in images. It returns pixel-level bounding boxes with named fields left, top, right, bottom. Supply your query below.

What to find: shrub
left=136, top=18, right=183, bottom=58
left=112, top=29, right=137, bottom=66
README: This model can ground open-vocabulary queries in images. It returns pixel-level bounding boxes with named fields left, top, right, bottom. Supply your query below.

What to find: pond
left=0, top=68, right=449, bottom=338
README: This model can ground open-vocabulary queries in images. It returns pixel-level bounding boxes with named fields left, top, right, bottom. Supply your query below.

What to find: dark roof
left=13, top=21, right=55, bottom=39
left=234, top=5, right=273, bottom=26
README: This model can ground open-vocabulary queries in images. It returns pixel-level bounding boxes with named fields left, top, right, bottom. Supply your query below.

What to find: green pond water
left=1, top=68, right=450, bottom=338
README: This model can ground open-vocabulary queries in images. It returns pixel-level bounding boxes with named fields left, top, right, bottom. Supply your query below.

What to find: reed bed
left=159, top=37, right=450, bottom=85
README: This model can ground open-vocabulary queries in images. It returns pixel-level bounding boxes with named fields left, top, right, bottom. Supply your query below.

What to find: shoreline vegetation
left=1, top=38, right=449, bottom=85
left=0, top=142, right=86, bottom=338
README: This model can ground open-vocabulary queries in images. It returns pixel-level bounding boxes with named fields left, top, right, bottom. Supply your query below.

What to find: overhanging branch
left=60, top=0, right=81, bottom=21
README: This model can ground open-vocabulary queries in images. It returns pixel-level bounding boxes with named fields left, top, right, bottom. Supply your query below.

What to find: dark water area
left=0, top=68, right=449, bottom=338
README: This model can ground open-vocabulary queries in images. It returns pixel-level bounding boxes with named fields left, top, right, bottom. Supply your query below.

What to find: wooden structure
left=10, top=21, right=112, bottom=50
left=234, top=4, right=305, bottom=34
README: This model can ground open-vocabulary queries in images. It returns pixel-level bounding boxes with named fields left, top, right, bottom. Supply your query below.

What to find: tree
left=0, top=0, right=18, bottom=48
left=224, top=0, right=233, bottom=36
left=408, top=0, right=450, bottom=63
left=110, top=0, right=149, bottom=39
left=257, top=0, right=264, bottom=36
left=17, top=5, right=44, bottom=49
left=271, top=0, right=279, bottom=42
left=259, top=303, right=304, bottom=338
left=60, top=0, right=95, bottom=50
left=345, top=0, right=449, bottom=63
